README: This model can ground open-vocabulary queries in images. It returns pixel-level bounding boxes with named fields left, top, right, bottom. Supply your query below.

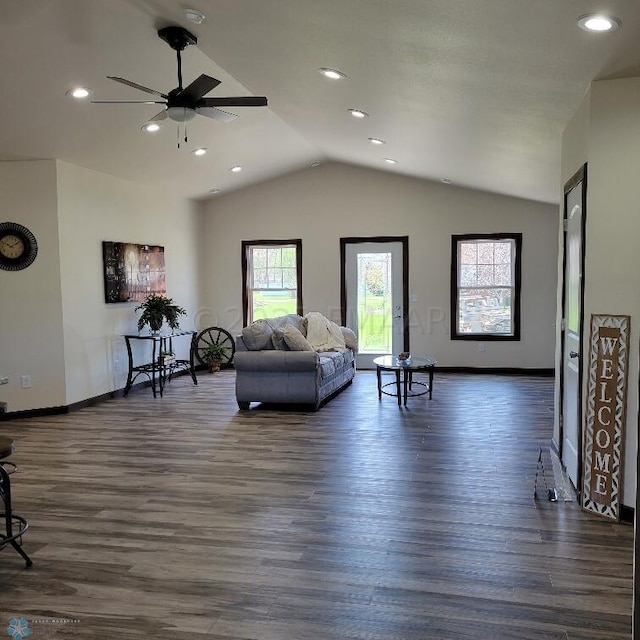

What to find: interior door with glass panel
left=342, top=239, right=408, bottom=369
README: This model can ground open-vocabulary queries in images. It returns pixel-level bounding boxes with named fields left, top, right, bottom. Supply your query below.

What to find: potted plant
left=135, top=294, right=186, bottom=334
left=158, top=350, right=176, bottom=366
left=202, top=343, right=229, bottom=373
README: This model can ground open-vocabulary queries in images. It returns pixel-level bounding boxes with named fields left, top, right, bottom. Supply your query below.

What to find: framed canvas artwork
left=102, top=241, right=166, bottom=303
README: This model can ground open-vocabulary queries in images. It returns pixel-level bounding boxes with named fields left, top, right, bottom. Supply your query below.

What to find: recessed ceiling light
left=141, top=123, right=160, bottom=132
left=577, top=14, right=620, bottom=32
left=209, top=188, right=221, bottom=194
left=184, top=8, right=205, bottom=24
left=348, top=109, right=369, bottom=119
left=192, top=148, right=207, bottom=156
left=319, top=68, right=346, bottom=80
left=441, top=178, right=452, bottom=184
left=384, top=158, right=398, bottom=164
left=66, top=87, right=91, bottom=99
left=310, top=161, right=321, bottom=167
left=368, top=137, right=385, bottom=145
left=229, top=166, right=242, bottom=173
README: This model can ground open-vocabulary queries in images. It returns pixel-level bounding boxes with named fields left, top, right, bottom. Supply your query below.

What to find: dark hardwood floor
left=0, top=371, right=633, bottom=639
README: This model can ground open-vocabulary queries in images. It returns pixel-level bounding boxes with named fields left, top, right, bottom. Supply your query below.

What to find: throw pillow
left=271, top=328, right=290, bottom=350
left=283, top=325, right=314, bottom=351
left=242, top=320, right=275, bottom=350
left=267, top=314, right=307, bottom=335
left=341, top=327, right=358, bottom=351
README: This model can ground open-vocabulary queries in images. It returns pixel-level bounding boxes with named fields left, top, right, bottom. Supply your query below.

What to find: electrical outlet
left=21, top=375, right=32, bottom=389
left=478, top=343, right=485, bottom=352
left=0, top=377, right=8, bottom=385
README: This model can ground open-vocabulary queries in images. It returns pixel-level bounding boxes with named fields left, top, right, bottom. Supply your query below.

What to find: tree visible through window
left=450, top=233, right=521, bottom=340
left=242, top=240, right=302, bottom=325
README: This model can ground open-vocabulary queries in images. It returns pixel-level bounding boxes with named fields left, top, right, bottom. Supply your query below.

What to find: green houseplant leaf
left=135, top=294, right=186, bottom=333
left=202, top=342, right=229, bottom=373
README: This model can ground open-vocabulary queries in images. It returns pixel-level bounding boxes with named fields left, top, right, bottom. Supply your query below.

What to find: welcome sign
left=582, top=314, right=629, bottom=521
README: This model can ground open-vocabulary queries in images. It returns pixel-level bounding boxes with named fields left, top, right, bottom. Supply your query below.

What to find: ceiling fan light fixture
left=192, top=148, right=207, bottom=156
left=577, top=14, right=620, bottom=32
left=66, top=87, right=91, bottom=99
left=167, top=106, right=197, bottom=122
left=141, top=123, right=161, bottom=132
left=348, top=109, right=369, bottom=119
left=319, top=68, right=346, bottom=80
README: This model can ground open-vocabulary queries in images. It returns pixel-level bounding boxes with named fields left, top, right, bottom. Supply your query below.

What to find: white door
left=344, top=241, right=405, bottom=369
left=562, top=176, right=585, bottom=488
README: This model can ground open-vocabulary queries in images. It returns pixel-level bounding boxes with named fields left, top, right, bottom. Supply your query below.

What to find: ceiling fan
left=92, top=26, right=268, bottom=129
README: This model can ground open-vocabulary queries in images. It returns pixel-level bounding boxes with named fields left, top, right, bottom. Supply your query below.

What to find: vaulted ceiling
left=2, top=0, right=639, bottom=204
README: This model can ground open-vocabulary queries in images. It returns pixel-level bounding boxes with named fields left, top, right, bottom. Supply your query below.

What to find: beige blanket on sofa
left=305, top=312, right=346, bottom=352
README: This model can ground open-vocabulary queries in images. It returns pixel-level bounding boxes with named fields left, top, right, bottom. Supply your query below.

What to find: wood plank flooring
left=0, top=371, right=633, bottom=639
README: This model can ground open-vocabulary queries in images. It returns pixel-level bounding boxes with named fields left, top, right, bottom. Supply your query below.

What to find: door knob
left=569, top=351, right=579, bottom=359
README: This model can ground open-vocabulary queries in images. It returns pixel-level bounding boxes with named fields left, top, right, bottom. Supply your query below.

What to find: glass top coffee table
left=374, top=355, right=437, bottom=406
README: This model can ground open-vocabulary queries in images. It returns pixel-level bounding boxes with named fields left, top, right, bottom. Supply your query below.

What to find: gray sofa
left=234, top=314, right=357, bottom=410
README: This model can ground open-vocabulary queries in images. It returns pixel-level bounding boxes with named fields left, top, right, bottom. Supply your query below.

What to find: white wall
left=200, top=162, right=558, bottom=368
left=558, top=77, right=640, bottom=507
left=585, top=78, right=640, bottom=507
left=56, top=161, right=201, bottom=405
left=0, top=160, right=66, bottom=412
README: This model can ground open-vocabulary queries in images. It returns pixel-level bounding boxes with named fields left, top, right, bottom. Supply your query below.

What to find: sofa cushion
left=283, top=325, right=314, bottom=351
left=318, top=355, right=337, bottom=378
left=267, top=314, right=307, bottom=334
left=271, top=328, right=290, bottom=351
left=242, top=320, right=275, bottom=351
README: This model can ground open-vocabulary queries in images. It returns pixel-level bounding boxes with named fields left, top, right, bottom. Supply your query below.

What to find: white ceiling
left=2, top=0, right=640, bottom=204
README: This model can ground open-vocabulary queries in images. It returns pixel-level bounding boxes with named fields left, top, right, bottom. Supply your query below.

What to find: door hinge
left=563, top=219, right=568, bottom=231
left=561, top=318, right=566, bottom=331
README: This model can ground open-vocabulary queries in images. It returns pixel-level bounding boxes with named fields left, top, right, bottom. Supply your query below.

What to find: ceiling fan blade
left=198, top=96, right=268, bottom=108
left=91, top=100, right=166, bottom=104
left=178, top=74, right=221, bottom=102
left=107, top=76, right=168, bottom=99
left=150, top=110, right=168, bottom=121
left=196, top=107, right=239, bottom=123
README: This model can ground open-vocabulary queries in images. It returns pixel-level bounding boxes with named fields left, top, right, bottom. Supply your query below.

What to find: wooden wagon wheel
left=195, top=327, right=236, bottom=368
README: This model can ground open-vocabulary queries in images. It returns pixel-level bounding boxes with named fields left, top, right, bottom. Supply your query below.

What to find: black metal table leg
left=189, top=333, right=198, bottom=385
left=428, top=365, right=434, bottom=399
left=0, top=464, right=32, bottom=567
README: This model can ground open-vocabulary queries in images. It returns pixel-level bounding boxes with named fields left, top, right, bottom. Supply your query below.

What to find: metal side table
left=374, top=355, right=437, bottom=407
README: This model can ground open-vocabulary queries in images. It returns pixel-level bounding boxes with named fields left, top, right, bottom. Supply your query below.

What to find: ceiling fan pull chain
left=176, top=123, right=180, bottom=149
left=184, top=121, right=188, bottom=143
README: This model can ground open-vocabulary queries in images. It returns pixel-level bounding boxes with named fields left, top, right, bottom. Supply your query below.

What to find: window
left=242, top=239, right=303, bottom=325
left=450, top=233, right=522, bottom=340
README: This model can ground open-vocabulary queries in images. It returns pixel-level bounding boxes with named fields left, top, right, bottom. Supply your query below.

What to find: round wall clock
left=0, top=222, right=38, bottom=271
